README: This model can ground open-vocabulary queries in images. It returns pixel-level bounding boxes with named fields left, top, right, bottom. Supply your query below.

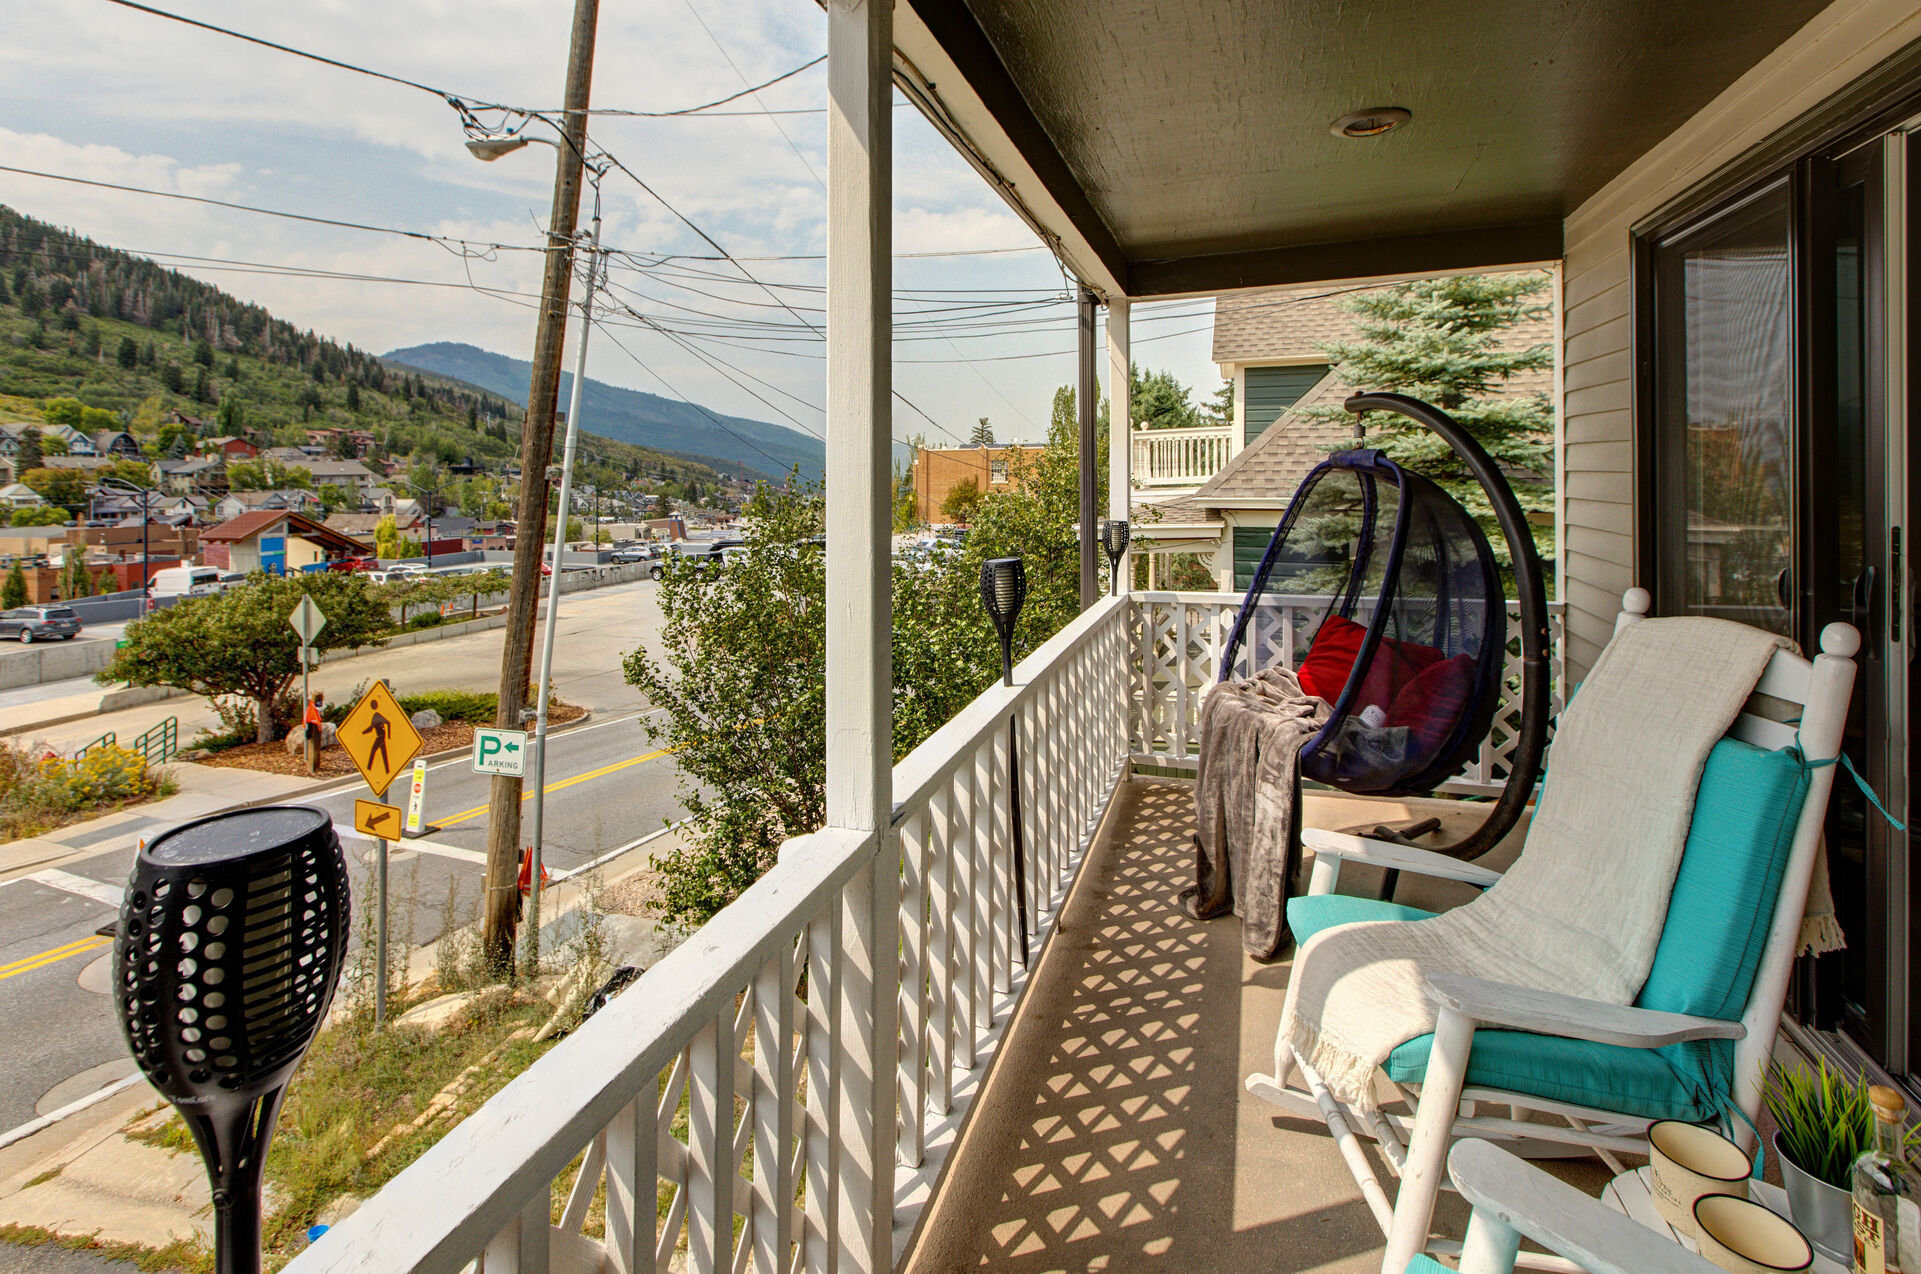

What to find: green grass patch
left=0, top=1222, right=210, bottom=1273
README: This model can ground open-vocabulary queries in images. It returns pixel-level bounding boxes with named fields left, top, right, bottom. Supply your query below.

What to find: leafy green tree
left=940, top=477, right=983, bottom=524
left=970, top=417, right=994, bottom=446
left=14, top=428, right=42, bottom=471
left=104, top=458, right=155, bottom=488
left=9, top=506, right=67, bottom=527
left=99, top=572, right=391, bottom=743
left=19, top=468, right=87, bottom=510
left=373, top=515, right=399, bottom=560
left=1130, top=366, right=1201, bottom=431
left=1, top=562, right=26, bottom=608
left=891, top=457, right=919, bottom=533
left=39, top=432, right=68, bottom=457
left=1309, top=273, right=1555, bottom=562
left=622, top=480, right=999, bottom=928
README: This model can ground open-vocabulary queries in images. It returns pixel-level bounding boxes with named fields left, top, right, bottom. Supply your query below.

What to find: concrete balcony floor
left=903, top=778, right=1612, bottom=1274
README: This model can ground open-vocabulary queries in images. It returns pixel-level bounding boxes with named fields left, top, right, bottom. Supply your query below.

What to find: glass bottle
left=1853, top=1085, right=1920, bottom=1274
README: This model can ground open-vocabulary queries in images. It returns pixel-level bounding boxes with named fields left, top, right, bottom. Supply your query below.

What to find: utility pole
left=479, top=0, right=600, bottom=972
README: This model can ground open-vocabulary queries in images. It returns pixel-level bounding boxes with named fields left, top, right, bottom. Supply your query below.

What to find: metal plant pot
left=1773, top=1130, right=1853, bottom=1263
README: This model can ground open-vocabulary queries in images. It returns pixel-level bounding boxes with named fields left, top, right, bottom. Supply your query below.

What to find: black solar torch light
left=113, top=806, right=351, bottom=1274
left=979, top=557, right=1031, bottom=965
left=1101, top=519, right=1131, bottom=596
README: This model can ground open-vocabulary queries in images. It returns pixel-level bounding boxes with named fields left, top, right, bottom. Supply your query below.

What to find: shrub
left=408, top=612, right=444, bottom=630
left=1, top=741, right=173, bottom=841
left=398, top=689, right=497, bottom=723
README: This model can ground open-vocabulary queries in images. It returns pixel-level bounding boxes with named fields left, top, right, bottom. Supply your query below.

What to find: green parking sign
left=471, top=727, right=528, bottom=777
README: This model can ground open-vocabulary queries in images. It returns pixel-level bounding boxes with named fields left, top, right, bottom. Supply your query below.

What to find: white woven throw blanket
left=1276, top=616, right=1791, bottom=1111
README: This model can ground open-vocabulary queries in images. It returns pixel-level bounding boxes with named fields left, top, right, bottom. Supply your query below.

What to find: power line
left=0, top=164, right=546, bottom=255
left=678, top=0, right=823, bottom=189
left=98, top=0, right=828, bottom=121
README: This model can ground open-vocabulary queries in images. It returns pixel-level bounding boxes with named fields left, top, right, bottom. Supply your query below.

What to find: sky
left=0, top=0, right=1225, bottom=449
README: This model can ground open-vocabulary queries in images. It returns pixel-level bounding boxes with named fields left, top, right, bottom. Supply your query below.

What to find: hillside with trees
left=0, top=206, right=728, bottom=492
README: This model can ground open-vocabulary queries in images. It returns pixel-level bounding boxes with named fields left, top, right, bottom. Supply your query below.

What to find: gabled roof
left=202, top=509, right=370, bottom=553
left=1190, top=371, right=1358, bottom=508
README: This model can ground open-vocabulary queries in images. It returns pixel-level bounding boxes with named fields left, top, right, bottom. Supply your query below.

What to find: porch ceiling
left=895, top=0, right=1833, bottom=297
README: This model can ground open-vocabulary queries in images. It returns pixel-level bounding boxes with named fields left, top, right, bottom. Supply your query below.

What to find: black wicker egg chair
left=1216, top=392, right=1551, bottom=862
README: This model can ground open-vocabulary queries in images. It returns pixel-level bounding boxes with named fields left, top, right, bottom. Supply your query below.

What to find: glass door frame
left=1632, top=129, right=1914, bottom=1082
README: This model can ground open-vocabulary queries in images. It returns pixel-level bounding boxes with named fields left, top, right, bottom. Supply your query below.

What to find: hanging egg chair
left=1216, top=392, right=1552, bottom=860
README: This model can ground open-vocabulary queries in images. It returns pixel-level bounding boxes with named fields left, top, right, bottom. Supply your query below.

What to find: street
left=0, top=577, right=692, bottom=1136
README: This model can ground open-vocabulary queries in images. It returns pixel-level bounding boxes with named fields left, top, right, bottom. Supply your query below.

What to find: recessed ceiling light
left=1330, top=107, right=1412, bottom=139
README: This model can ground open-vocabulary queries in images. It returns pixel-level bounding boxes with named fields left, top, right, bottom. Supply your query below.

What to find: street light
left=979, top=557, right=1030, bottom=965
left=469, top=131, right=605, bottom=969
left=100, top=477, right=160, bottom=612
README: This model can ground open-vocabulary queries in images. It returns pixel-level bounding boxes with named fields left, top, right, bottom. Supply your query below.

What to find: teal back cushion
left=1636, top=737, right=1810, bottom=1021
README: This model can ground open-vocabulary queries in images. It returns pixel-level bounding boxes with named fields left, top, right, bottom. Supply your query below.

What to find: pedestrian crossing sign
left=339, top=681, right=423, bottom=796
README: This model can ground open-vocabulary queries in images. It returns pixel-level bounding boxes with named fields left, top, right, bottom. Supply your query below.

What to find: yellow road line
left=0, top=934, right=111, bottom=983
left=435, top=745, right=677, bottom=829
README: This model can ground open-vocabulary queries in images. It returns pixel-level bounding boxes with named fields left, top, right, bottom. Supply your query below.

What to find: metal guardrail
left=73, top=716, right=178, bottom=766
left=132, top=716, right=178, bottom=766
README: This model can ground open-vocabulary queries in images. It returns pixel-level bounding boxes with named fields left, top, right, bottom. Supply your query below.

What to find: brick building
left=910, top=443, right=1045, bottom=525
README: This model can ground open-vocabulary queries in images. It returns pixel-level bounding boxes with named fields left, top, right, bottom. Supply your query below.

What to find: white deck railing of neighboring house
left=1129, top=591, right=1566, bottom=795
left=288, top=590, right=1563, bottom=1274
left=1131, top=424, right=1235, bottom=488
left=289, top=595, right=1136, bottom=1274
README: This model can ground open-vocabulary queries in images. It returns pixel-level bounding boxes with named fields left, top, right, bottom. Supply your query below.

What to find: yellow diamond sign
left=339, top=681, right=423, bottom=797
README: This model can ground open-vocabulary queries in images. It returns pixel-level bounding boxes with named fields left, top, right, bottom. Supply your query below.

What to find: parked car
left=649, top=539, right=743, bottom=581
left=610, top=545, right=658, bottom=564
left=329, top=556, right=378, bottom=573
left=146, top=565, right=223, bottom=602
left=0, top=605, right=83, bottom=643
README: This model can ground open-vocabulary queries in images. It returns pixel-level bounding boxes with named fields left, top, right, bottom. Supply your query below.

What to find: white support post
left=825, top=0, right=897, bottom=1269
left=1106, top=298, right=1130, bottom=543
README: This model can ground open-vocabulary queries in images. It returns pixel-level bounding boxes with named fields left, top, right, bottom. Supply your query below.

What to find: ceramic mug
left=1649, top=1120, right=1751, bottom=1237
left=1693, top=1194, right=1814, bottom=1272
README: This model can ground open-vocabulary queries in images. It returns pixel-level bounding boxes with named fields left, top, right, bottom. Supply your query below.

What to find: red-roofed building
left=199, top=510, right=370, bottom=575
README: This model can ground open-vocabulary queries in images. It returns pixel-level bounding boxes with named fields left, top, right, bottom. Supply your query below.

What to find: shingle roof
left=1192, top=371, right=1358, bottom=506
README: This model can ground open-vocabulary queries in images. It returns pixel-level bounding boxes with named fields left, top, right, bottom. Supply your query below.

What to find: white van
left=146, top=565, right=223, bottom=601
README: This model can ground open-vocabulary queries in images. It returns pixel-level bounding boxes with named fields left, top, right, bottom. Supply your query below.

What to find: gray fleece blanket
left=1180, top=667, right=1328, bottom=959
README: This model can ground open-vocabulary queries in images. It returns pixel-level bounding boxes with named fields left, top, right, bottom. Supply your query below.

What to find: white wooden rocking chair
left=1423, top=1139, right=1720, bottom=1274
left=1246, top=589, right=1859, bottom=1274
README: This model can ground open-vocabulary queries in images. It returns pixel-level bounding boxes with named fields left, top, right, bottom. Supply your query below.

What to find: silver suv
left=0, top=605, right=83, bottom=643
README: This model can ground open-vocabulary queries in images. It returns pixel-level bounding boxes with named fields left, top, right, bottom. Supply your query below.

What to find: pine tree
left=970, top=417, right=994, bottom=446
left=346, top=382, right=361, bottom=412
left=1309, top=273, right=1554, bottom=556
left=1, top=562, right=26, bottom=609
left=16, top=428, right=43, bottom=471
left=117, top=336, right=138, bottom=369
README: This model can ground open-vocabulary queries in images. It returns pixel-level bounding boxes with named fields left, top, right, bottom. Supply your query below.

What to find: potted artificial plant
left=1764, top=1058, right=1899, bottom=1262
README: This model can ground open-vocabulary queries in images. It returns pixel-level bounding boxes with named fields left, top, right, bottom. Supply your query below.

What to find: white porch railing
left=1131, top=424, right=1234, bottom=488
left=1129, top=591, right=1566, bottom=795
left=287, top=595, right=1135, bottom=1274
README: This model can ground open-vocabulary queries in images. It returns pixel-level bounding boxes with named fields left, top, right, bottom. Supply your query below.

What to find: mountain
left=383, top=342, right=823, bottom=482
left=0, top=206, right=728, bottom=495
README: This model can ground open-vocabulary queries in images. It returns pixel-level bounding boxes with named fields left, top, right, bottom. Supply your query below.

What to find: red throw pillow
left=1297, top=614, right=1367, bottom=701
left=1387, top=653, right=1478, bottom=756
left=1298, top=615, right=1446, bottom=709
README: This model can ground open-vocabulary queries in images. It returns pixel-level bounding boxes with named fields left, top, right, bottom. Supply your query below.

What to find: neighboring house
left=1131, top=277, right=1553, bottom=590
left=910, top=443, right=1046, bottom=524
left=42, top=455, right=120, bottom=474
left=0, top=421, right=90, bottom=458
left=0, top=482, right=44, bottom=508
left=322, top=510, right=422, bottom=540
left=199, top=509, right=369, bottom=574
left=90, top=430, right=142, bottom=459
left=155, top=455, right=227, bottom=496
left=197, top=435, right=258, bottom=460
left=212, top=488, right=323, bottom=522
left=298, top=458, right=379, bottom=494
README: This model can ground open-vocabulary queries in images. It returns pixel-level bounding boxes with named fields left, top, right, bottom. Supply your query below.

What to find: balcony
left=288, top=591, right=1559, bottom=1274
left=1132, top=425, right=1236, bottom=490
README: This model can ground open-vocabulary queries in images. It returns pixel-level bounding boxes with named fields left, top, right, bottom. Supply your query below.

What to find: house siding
left=1558, top=0, right=1921, bottom=679
left=1232, top=524, right=1274, bottom=591
left=1241, top=364, right=1329, bottom=445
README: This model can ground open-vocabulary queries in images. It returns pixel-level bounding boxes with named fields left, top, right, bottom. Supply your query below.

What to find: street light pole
left=521, top=213, right=601, bottom=971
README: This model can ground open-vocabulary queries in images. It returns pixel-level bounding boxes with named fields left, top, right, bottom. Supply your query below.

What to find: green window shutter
left=1243, top=363, right=1330, bottom=445
left=1233, top=525, right=1275, bottom=591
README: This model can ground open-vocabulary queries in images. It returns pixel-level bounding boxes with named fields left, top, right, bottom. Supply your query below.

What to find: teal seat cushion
left=1287, top=893, right=1435, bottom=947
left=1383, top=1029, right=1720, bottom=1122
left=1405, top=1257, right=1452, bottom=1274
left=1637, top=737, right=1809, bottom=1021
